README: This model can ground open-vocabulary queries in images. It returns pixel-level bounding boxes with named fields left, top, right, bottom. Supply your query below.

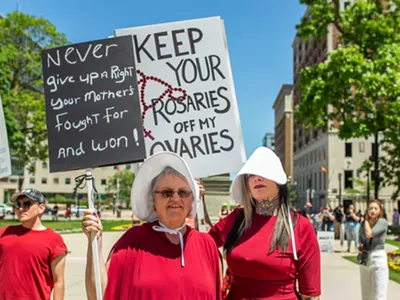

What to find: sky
left=1, top=0, right=305, bottom=160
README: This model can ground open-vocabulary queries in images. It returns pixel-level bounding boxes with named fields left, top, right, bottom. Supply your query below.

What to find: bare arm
left=364, top=220, right=373, bottom=238
left=82, top=210, right=109, bottom=300
left=51, top=254, right=66, bottom=300
left=301, top=296, right=320, bottom=300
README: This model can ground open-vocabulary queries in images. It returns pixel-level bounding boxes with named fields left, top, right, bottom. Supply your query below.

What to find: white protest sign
left=115, top=16, right=245, bottom=178
left=317, top=231, right=335, bottom=253
left=0, top=96, right=11, bottom=178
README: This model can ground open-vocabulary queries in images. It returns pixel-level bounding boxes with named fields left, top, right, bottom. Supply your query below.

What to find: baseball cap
left=11, top=188, right=46, bottom=204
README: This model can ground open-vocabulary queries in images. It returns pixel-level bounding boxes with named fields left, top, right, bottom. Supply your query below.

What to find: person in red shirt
left=82, top=151, right=221, bottom=300
left=0, top=188, right=68, bottom=300
left=208, top=147, right=321, bottom=300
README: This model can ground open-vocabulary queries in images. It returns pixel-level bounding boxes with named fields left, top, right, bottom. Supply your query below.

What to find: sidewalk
left=62, top=233, right=400, bottom=299
left=321, top=240, right=400, bottom=299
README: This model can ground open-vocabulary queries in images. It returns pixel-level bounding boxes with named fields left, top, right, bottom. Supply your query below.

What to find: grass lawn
left=0, top=220, right=132, bottom=233
left=343, top=239, right=400, bottom=284
left=385, top=239, right=400, bottom=250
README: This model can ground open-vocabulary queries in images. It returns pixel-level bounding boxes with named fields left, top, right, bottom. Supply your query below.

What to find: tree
left=106, top=170, right=135, bottom=207
left=295, top=0, right=400, bottom=199
left=0, top=12, right=68, bottom=191
left=345, top=177, right=375, bottom=200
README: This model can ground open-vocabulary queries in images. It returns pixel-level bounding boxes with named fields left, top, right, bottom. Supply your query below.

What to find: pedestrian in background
left=320, top=204, right=335, bottom=232
left=392, top=208, right=399, bottom=229
left=345, top=204, right=361, bottom=253
left=359, top=199, right=388, bottom=300
left=334, top=205, right=345, bottom=246
left=219, top=203, right=230, bottom=221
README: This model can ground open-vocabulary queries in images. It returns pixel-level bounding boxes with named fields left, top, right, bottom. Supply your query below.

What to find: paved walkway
left=63, top=233, right=400, bottom=299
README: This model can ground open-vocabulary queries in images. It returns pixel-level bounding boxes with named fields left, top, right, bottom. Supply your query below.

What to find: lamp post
left=367, top=166, right=371, bottom=201
left=338, top=173, right=342, bottom=206
left=374, top=131, right=379, bottom=199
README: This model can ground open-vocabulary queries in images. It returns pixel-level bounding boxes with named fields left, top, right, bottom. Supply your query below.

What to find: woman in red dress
left=208, top=147, right=321, bottom=300
left=82, top=151, right=222, bottom=300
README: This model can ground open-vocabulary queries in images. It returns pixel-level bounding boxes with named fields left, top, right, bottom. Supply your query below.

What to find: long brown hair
left=366, top=199, right=384, bottom=219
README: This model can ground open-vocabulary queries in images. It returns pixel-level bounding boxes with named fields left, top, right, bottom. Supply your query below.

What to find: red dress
left=104, top=222, right=222, bottom=299
left=209, top=209, right=321, bottom=300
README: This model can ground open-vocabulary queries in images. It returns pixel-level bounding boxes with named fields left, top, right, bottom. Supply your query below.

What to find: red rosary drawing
left=136, top=69, right=188, bottom=140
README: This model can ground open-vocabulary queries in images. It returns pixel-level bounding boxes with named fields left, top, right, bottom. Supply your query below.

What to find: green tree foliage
left=295, top=0, right=400, bottom=199
left=106, top=169, right=135, bottom=202
left=0, top=12, right=68, bottom=190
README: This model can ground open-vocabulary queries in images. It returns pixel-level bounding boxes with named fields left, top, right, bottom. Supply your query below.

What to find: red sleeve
left=50, top=232, right=68, bottom=261
left=208, top=208, right=241, bottom=248
left=296, top=216, right=321, bottom=296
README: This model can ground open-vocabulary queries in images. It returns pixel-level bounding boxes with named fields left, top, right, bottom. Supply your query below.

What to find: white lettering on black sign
left=42, top=36, right=145, bottom=172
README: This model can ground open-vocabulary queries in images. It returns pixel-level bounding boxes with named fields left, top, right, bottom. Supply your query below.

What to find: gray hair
left=149, top=167, right=193, bottom=215
left=150, top=167, right=187, bottom=193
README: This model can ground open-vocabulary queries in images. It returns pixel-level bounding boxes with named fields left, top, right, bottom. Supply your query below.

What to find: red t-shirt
left=209, top=209, right=321, bottom=300
left=104, top=222, right=222, bottom=300
left=0, top=225, right=68, bottom=300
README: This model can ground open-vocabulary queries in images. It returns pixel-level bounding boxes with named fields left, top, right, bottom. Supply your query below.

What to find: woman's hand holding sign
left=82, top=210, right=103, bottom=242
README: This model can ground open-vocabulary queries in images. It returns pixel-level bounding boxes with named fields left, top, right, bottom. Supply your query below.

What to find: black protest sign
left=42, top=36, right=146, bottom=173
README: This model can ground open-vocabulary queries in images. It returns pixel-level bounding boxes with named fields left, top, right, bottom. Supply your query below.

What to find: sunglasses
left=155, top=189, right=192, bottom=199
left=14, top=200, right=37, bottom=209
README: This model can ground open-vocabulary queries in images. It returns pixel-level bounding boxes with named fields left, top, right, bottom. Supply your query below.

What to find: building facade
left=273, top=84, right=294, bottom=180
left=292, top=0, right=399, bottom=215
left=262, top=133, right=275, bottom=151
left=0, top=161, right=133, bottom=204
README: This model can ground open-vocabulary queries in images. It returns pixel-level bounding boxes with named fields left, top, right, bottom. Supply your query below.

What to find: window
left=344, top=1, right=351, bottom=9
left=31, top=161, right=36, bottom=168
left=344, top=170, right=353, bottom=189
left=345, top=143, right=352, bottom=157
left=53, top=178, right=59, bottom=184
left=359, top=142, right=365, bottom=153
left=319, top=172, right=322, bottom=191
left=101, top=179, right=107, bottom=185
left=126, top=164, right=131, bottom=170
left=29, top=177, right=35, bottom=184
left=65, top=178, right=71, bottom=185
left=314, top=173, right=317, bottom=190
left=41, top=178, right=47, bottom=184
left=42, top=161, right=48, bottom=169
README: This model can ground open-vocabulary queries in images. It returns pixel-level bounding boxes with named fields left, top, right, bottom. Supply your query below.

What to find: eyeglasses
left=155, top=189, right=192, bottom=199
left=14, top=200, right=37, bottom=209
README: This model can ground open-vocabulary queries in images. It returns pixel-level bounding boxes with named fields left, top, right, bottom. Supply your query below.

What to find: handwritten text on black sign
left=42, top=36, right=145, bottom=173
